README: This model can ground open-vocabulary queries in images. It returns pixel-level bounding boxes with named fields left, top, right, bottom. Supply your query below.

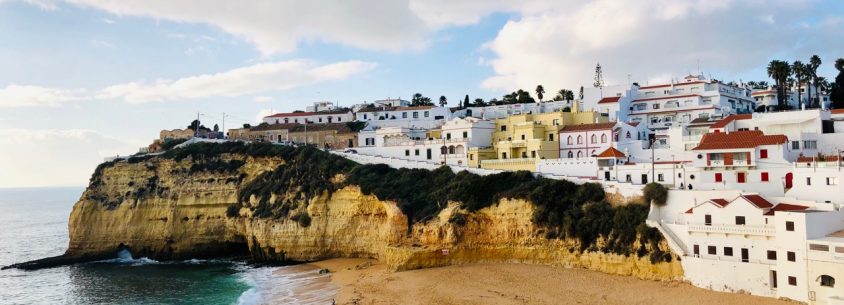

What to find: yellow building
left=470, top=108, right=607, bottom=171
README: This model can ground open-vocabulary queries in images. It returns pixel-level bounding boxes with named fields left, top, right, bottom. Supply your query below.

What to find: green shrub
left=161, top=138, right=188, bottom=151
left=643, top=183, right=668, bottom=206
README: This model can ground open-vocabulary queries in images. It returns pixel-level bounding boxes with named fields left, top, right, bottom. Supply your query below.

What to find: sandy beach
left=310, top=258, right=797, bottom=305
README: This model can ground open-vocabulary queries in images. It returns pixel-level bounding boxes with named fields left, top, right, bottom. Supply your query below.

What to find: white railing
left=481, top=158, right=535, bottom=165
left=710, top=160, right=724, bottom=166
left=733, top=159, right=749, bottom=166
left=687, top=223, right=776, bottom=236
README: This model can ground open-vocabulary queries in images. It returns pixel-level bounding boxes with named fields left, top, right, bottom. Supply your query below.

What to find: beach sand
left=311, top=258, right=797, bottom=305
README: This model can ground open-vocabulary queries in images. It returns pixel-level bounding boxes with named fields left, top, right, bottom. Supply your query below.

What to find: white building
left=652, top=190, right=844, bottom=304
left=628, top=75, right=755, bottom=130
left=559, top=121, right=644, bottom=159
left=263, top=109, right=354, bottom=125
left=752, top=85, right=831, bottom=111
left=354, top=117, right=495, bottom=166
left=305, top=101, right=338, bottom=113
left=464, top=101, right=570, bottom=120
left=355, top=105, right=452, bottom=129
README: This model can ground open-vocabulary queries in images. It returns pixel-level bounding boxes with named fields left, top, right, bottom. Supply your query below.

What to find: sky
left=1, top=0, right=843, bottom=187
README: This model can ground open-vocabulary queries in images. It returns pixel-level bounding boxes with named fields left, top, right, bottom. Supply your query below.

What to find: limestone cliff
left=11, top=145, right=682, bottom=280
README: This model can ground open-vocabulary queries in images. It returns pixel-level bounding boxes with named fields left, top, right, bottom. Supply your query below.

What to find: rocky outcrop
left=10, top=151, right=682, bottom=281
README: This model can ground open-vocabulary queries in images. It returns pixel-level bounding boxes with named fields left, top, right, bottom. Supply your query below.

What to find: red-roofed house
left=559, top=121, right=643, bottom=159
left=263, top=109, right=354, bottom=125
left=689, top=130, right=792, bottom=193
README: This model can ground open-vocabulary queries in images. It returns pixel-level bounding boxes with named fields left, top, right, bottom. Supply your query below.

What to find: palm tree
left=535, top=85, right=545, bottom=102
left=439, top=96, right=447, bottom=107
left=792, top=61, right=807, bottom=108
left=809, top=55, right=822, bottom=107
left=767, top=60, right=792, bottom=109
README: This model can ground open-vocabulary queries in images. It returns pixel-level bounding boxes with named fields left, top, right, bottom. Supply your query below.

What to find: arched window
left=591, top=150, right=596, bottom=156
left=440, top=146, right=448, bottom=154
left=567, top=151, right=573, bottom=158
left=591, top=134, right=597, bottom=144
left=820, top=275, right=835, bottom=287
left=577, top=151, right=583, bottom=158
left=601, top=134, right=607, bottom=143
left=567, top=136, right=573, bottom=145
left=577, top=135, right=583, bottom=144
left=626, top=131, right=631, bottom=139
left=448, top=145, right=455, bottom=154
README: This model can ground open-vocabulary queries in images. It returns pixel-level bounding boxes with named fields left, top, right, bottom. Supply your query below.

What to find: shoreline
left=309, top=259, right=797, bottom=305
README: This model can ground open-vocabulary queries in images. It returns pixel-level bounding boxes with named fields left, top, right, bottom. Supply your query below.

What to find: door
left=785, top=173, right=793, bottom=189
left=741, top=248, right=749, bottom=262
left=693, top=245, right=700, bottom=256
left=426, top=149, right=432, bottom=160
left=641, top=174, right=648, bottom=184
left=705, top=215, right=712, bottom=226
left=771, top=270, right=777, bottom=288
left=605, top=171, right=611, bottom=181
left=737, top=172, right=746, bottom=183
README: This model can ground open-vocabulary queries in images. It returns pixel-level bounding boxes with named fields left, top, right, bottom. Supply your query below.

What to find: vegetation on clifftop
left=90, top=142, right=671, bottom=263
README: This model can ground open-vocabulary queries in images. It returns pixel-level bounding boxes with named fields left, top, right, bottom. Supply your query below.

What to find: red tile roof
left=831, top=109, right=844, bottom=114
left=633, top=94, right=701, bottom=102
left=627, top=121, right=640, bottom=127
left=763, top=203, right=809, bottom=216
left=265, top=110, right=349, bottom=118
left=560, top=122, right=616, bottom=133
left=751, top=90, right=775, bottom=95
left=684, top=207, right=694, bottom=214
left=598, top=96, right=621, bottom=104
left=692, top=130, right=787, bottom=150
left=596, top=147, right=626, bottom=158
left=742, top=195, right=774, bottom=209
left=709, top=114, right=752, bottom=129
left=709, top=199, right=730, bottom=208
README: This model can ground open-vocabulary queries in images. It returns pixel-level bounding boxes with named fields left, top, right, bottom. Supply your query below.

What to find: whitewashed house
left=354, top=105, right=452, bottom=129
left=263, top=109, right=354, bottom=125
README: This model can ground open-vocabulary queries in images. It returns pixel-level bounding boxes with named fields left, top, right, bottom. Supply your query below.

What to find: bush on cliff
left=642, top=183, right=668, bottom=206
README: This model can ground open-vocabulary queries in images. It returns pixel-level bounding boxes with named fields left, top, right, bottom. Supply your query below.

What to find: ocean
left=0, top=188, right=337, bottom=305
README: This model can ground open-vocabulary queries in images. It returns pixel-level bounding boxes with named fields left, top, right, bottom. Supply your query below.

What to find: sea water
left=0, top=188, right=337, bottom=305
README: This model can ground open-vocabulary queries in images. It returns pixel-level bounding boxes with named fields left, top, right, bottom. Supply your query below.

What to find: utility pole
left=222, top=112, right=228, bottom=139
left=651, top=137, right=656, bottom=184
left=195, top=112, right=201, bottom=138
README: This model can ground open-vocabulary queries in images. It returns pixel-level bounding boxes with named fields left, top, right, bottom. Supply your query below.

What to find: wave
left=235, top=264, right=339, bottom=305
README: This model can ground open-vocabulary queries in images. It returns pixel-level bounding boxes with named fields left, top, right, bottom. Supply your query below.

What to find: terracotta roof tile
left=596, top=147, right=626, bottom=158
left=742, top=195, right=773, bottom=209
left=710, top=199, right=730, bottom=208
left=763, top=203, right=809, bottom=216
left=831, top=109, right=844, bottom=114
left=709, top=114, right=752, bottom=129
left=265, top=110, right=349, bottom=118
left=692, top=130, right=787, bottom=150
left=560, top=122, right=616, bottom=133
left=598, top=96, right=621, bottom=104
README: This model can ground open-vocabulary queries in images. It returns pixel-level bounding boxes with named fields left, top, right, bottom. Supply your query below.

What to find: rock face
left=61, top=154, right=682, bottom=281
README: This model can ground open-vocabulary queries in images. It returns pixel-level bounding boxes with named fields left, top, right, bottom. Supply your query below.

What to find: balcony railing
left=710, top=160, right=724, bottom=166
left=687, top=223, right=776, bottom=236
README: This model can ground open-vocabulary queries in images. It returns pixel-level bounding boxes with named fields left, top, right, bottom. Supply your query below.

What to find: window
left=577, top=135, right=583, bottom=144
left=626, top=131, right=631, bottom=139
left=788, top=276, right=797, bottom=286
left=531, top=151, right=536, bottom=158
left=735, top=216, right=746, bottom=225
left=820, top=275, right=835, bottom=287
left=760, top=149, right=768, bottom=159
left=424, top=111, right=429, bottom=118
left=761, top=172, right=769, bottom=182
left=787, top=251, right=795, bottom=262
left=521, top=134, right=525, bottom=140
left=705, top=214, right=712, bottom=226
left=809, top=244, right=830, bottom=252
left=807, top=177, right=812, bottom=186
left=591, top=134, right=597, bottom=144
left=803, top=140, right=817, bottom=149
left=708, top=246, right=717, bottom=255
left=715, top=173, right=723, bottom=182
left=414, top=149, right=420, bottom=156
left=625, top=174, right=632, bottom=182
left=737, top=172, right=746, bottom=183
left=786, top=221, right=795, bottom=231
left=767, top=250, right=777, bottom=260
left=502, top=152, right=507, bottom=159
left=653, top=104, right=660, bottom=109
left=462, top=131, right=468, bottom=138
left=567, top=136, right=573, bottom=145
left=724, top=247, right=734, bottom=256
left=405, top=150, right=410, bottom=156
left=827, top=177, right=838, bottom=185
left=412, top=112, right=419, bottom=119
left=577, top=151, right=583, bottom=158
left=501, top=125, right=507, bottom=132
left=552, top=119, right=560, bottom=126
left=567, top=151, right=573, bottom=158
left=318, top=117, right=323, bottom=123
left=693, top=245, right=700, bottom=256
left=792, top=141, right=800, bottom=149
left=402, top=112, right=408, bottom=118
left=601, top=134, right=607, bottom=143
left=363, top=114, right=368, bottom=120
left=549, top=134, right=554, bottom=141
left=658, top=174, right=664, bottom=182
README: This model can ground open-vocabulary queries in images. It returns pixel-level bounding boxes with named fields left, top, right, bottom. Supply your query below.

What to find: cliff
left=7, top=143, right=682, bottom=280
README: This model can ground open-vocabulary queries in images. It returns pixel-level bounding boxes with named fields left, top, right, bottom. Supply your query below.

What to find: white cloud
left=0, top=129, right=142, bottom=187
left=0, top=84, right=86, bottom=107
left=96, top=60, right=377, bottom=103
left=480, top=0, right=839, bottom=92
left=255, top=109, right=274, bottom=123
left=60, top=0, right=433, bottom=55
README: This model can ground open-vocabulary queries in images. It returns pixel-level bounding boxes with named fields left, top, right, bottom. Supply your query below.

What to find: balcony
left=688, top=223, right=776, bottom=237
left=733, top=159, right=749, bottom=166
left=710, top=160, right=724, bottom=166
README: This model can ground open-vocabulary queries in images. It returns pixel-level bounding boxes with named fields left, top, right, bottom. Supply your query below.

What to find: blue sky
left=1, top=0, right=843, bottom=187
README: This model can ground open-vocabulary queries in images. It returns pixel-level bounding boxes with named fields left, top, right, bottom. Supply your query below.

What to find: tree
left=213, top=123, right=219, bottom=132
left=792, top=61, right=807, bottom=108
left=242, top=123, right=252, bottom=129
left=473, top=98, right=485, bottom=107
left=643, top=183, right=668, bottom=206
left=439, top=95, right=447, bottom=107
left=463, top=95, right=469, bottom=109
left=831, top=58, right=844, bottom=108
left=767, top=60, right=792, bottom=109
left=593, top=63, right=604, bottom=89
left=535, top=85, right=545, bottom=102
left=747, top=81, right=769, bottom=89
left=555, top=89, right=574, bottom=103
left=809, top=55, right=822, bottom=107
left=411, top=93, right=433, bottom=106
